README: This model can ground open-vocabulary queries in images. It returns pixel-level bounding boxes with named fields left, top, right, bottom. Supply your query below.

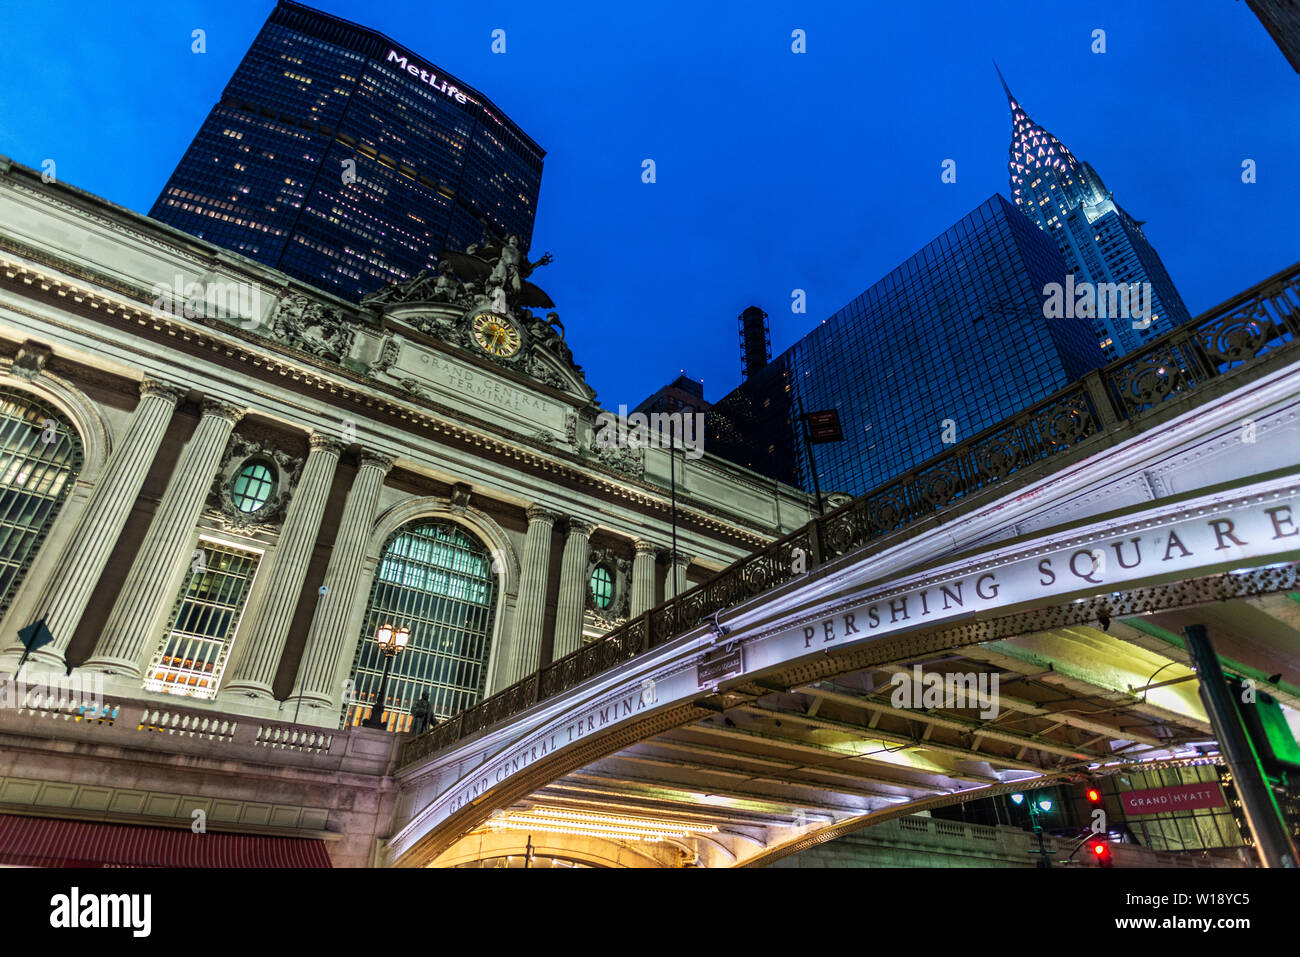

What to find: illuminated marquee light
left=484, top=806, right=719, bottom=842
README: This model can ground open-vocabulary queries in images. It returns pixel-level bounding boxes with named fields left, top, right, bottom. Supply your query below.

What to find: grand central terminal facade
left=0, top=156, right=813, bottom=866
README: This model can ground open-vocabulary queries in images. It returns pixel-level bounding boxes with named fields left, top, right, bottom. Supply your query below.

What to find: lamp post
left=1011, top=792, right=1054, bottom=868
left=361, top=622, right=409, bottom=730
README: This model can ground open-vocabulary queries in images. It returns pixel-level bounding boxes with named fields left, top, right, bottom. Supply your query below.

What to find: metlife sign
left=384, top=49, right=476, bottom=106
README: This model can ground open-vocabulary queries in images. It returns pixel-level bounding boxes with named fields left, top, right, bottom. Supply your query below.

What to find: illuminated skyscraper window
left=149, top=0, right=544, bottom=302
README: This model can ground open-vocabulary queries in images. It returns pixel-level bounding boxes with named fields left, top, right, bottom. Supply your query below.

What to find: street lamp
left=360, top=622, right=409, bottom=730
left=1010, top=792, right=1055, bottom=868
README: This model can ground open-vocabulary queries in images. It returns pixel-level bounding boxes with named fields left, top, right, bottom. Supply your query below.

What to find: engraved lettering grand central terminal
left=394, top=345, right=565, bottom=429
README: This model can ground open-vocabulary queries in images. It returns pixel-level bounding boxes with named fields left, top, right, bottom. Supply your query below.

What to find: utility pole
left=794, top=397, right=842, bottom=517
left=668, top=418, right=682, bottom=595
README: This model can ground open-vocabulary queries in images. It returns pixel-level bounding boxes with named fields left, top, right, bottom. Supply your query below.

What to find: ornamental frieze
left=267, top=294, right=356, bottom=363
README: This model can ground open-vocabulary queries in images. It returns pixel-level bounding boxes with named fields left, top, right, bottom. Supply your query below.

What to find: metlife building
left=150, top=0, right=545, bottom=301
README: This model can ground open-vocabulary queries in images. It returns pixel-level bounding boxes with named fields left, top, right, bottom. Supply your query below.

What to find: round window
left=231, top=460, right=276, bottom=513
left=590, top=566, right=613, bottom=610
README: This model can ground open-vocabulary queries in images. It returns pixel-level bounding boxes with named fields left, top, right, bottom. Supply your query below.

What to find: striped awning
left=0, top=814, right=332, bottom=867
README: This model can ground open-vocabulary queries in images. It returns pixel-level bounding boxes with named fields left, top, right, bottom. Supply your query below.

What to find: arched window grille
left=0, top=389, right=83, bottom=617
left=345, top=520, right=498, bottom=732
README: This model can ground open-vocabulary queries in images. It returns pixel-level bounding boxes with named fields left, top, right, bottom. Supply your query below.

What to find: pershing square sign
left=755, top=492, right=1300, bottom=668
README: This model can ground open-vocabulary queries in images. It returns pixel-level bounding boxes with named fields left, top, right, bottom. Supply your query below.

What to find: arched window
left=346, top=520, right=498, bottom=732
left=0, top=389, right=83, bottom=616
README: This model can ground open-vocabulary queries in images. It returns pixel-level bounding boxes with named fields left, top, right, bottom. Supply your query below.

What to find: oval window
left=231, top=460, right=275, bottom=513
left=590, top=566, right=613, bottom=610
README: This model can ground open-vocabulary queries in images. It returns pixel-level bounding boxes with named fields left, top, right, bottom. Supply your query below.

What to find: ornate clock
left=470, top=312, right=522, bottom=357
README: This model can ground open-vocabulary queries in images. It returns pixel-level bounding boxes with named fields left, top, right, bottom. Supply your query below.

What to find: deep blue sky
left=0, top=1, right=1296, bottom=410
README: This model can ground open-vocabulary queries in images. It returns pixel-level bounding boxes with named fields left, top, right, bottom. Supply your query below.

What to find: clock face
left=471, top=312, right=521, bottom=357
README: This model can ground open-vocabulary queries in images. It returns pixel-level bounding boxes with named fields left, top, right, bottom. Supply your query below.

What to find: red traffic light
left=1086, top=787, right=1102, bottom=803
left=1090, top=840, right=1114, bottom=867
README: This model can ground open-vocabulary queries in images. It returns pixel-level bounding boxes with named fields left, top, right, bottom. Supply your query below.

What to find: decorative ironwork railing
left=402, top=260, right=1300, bottom=766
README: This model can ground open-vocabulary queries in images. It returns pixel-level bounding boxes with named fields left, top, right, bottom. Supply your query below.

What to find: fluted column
left=8, top=379, right=184, bottom=668
left=508, top=505, right=558, bottom=684
left=630, top=539, right=659, bottom=617
left=287, top=450, right=394, bottom=712
left=224, top=433, right=343, bottom=698
left=83, top=398, right=245, bottom=676
left=552, top=518, right=595, bottom=661
left=665, top=552, right=693, bottom=601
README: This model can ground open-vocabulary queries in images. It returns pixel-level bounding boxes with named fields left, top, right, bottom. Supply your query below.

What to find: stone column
left=286, top=450, right=393, bottom=713
left=630, top=539, right=659, bottom=617
left=83, top=397, right=244, bottom=676
left=223, top=433, right=343, bottom=698
left=507, top=505, right=558, bottom=684
left=665, top=552, right=693, bottom=601
left=552, top=518, right=595, bottom=661
left=9, top=378, right=184, bottom=668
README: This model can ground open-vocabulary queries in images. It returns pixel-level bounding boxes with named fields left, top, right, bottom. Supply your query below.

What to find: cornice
left=0, top=242, right=777, bottom=549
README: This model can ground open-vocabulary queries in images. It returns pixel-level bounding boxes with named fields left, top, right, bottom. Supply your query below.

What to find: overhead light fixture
left=484, top=806, right=719, bottom=843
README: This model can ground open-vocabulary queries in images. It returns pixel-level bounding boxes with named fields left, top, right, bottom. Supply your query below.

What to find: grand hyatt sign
left=385, top=49, right=475, bottom=106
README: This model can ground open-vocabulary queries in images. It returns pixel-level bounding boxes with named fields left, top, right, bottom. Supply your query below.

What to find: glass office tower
left=150, top=0, right=544, bottom=301
left=710, top=195, right=1105, bottom=497
left=999, top=67, right=1189, bottom=360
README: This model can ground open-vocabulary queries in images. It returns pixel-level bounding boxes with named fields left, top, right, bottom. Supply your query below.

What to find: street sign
left=803, top=409, right=843, bottom=444
left=697, top=647, right=743, bottom=686
left=14, top=617, right=54, bottom=677
left=17, top=618, right=53, bottom=654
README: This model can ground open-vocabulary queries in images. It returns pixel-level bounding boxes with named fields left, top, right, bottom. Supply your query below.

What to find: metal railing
left=402, top=260, right=1300, bottom=766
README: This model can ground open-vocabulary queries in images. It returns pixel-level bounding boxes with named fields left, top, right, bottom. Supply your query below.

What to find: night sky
left=1, top=0, right=1295, bottom=412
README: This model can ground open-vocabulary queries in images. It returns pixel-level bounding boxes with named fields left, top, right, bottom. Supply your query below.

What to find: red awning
left=0, top=814, right=332, bottom=867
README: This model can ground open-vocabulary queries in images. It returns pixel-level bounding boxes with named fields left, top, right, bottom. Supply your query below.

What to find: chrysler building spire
left=998, top=65, right=1085, bottom=205
left=995, top=64, right=1192, bottom=359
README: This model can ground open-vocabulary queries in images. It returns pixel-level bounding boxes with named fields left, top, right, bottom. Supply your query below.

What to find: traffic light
left=1085, top=786, right=1102, bottom=805
left=1090, top=840, right=1114, bottom=868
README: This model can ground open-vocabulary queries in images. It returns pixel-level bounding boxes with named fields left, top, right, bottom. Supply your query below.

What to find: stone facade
left=0, top=156, right=812, bottom=864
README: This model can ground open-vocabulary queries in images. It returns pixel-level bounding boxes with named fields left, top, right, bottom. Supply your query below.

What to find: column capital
left=358, top=449, right=396, bottom=474
left=633, top=538, right=663, bottom=557
left=669, top=551, right=694, bottom=567
left=199, top=397, right=245, bottom=425
left=526, top=504, right=561, bottom=525
left=308, top=432, right=345, bottom=456
left=139, top=378, right=185, bottom=404
left=567, top=517, right=597, bottom=538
